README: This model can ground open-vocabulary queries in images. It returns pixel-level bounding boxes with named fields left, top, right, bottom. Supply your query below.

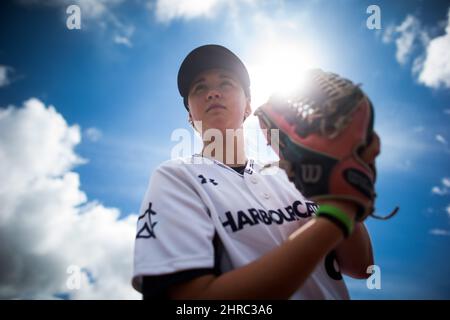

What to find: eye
left=193, top=84, right=207, bottom=93
left=220, top=80, right=234, bottom=88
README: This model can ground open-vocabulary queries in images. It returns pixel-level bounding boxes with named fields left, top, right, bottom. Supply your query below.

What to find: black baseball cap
left=177, top=44, right=251, bottom=110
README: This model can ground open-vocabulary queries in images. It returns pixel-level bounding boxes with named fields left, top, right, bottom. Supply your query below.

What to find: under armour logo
left=301, top=164, right=322, bottom=183
left=136, top=202, right=158, bottom=239
left=198, top=174, right=218, bottom=185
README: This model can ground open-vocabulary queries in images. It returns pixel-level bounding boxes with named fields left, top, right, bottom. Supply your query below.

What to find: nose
left=207, top=88, right=222, bottom=100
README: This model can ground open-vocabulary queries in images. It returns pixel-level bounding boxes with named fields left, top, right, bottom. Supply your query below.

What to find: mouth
left=206, top=103, right=226, bottom=113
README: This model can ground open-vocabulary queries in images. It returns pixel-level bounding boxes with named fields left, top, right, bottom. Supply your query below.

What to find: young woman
left=132, top=44, right=375, bottom=299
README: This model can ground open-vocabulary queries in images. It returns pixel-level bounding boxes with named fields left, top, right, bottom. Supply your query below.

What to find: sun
left=243, top=39, right=327, bottom=164
left=247, top=41, right=324, bottom=110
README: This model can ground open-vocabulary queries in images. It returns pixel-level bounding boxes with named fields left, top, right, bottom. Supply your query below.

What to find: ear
left=244, top=98, right=252, bottom=120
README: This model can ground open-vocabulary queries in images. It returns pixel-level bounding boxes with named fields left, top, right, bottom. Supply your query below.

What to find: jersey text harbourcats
left=219, top=200, right=318, bottom=233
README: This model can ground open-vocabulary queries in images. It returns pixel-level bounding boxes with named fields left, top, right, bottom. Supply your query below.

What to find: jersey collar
left=192, top=154, right=255, bottom=176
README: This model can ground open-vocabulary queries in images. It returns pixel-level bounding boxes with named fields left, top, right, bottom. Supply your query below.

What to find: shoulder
left=156, top=155, right=214, bottom=170
left=149, top=155, right=215, bottom=184
left=154, top=156, right=189, bottom=172
left=141, top=156, right=211, bottom=206
left=153, top=155, right=202, bottom=174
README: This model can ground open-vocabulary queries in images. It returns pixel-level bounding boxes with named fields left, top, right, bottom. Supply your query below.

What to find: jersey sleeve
left=132, top=160, right=216, bottom=295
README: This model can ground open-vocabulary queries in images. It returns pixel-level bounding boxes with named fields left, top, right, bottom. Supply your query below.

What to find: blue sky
left=0, top=0, right=449, bottom=299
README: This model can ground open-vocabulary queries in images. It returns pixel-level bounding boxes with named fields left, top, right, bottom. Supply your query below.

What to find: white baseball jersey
left=132, top=154, right=350, bottom=299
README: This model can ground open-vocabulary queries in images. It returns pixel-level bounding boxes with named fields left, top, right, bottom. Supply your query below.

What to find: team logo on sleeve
left=136, top=202, right=158, bottom=239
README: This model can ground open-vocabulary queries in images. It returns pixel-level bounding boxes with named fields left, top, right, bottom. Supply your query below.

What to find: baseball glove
left=255, top=69, right=398, bottom=221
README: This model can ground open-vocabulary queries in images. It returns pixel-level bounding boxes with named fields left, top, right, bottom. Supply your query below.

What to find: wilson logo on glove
left=301, top=164, right=322, bottom=183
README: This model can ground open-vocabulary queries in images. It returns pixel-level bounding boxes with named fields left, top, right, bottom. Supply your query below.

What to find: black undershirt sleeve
left=142, top=268, right=215, bottom=300
left=142, top=231, right=222, bottom=300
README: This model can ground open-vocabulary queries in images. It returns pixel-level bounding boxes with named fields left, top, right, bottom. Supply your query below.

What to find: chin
left=203, top=119, right=227, bottom=130
left=199, top=117, right=242, bottom=133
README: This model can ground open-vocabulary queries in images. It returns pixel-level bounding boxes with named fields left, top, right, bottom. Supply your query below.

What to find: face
left=187, top=68, right=251, bottom=134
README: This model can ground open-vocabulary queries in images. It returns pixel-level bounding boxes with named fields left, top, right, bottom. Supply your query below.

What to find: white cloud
left=444, top=109, right=450, bottom=115
left=382, top=24, right=396, bottom=44
left=153, top=0, right=223, bottom=22
left=435, top=134, right=450, bottom=154
left=418, top=9, right=450, bottom=89
left=113, top=24, right=134, bottom=47
left=151, top=0, right=261, bottom=23
left=383, top=9, right=450, bottom=89
left=429, top=229, right=450, bottom=236
left=443, top=178, right=450, bottom=188
left=72, top=0, right=124, bottom=19
left=84, top=127, right=102, bottom=142
left=0, top=99, right=139, bottom=299
left=0, top=65, right=12, bottom=87
left=395, top=15, right=422, bottom=64
left=432, top=186, right=448, bottom=195
left=382, top=15, right=426, bottom=65
left=113, top=35, right=130, bottom=47
left=447, top=204, right=450, bottom=217
left=436, top=134, right=448, bottom=145
left=431, top=177, right=450, bottom=196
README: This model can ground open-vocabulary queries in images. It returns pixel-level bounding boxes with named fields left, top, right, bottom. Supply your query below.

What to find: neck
left=201, top=128, right=247, bottom=167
